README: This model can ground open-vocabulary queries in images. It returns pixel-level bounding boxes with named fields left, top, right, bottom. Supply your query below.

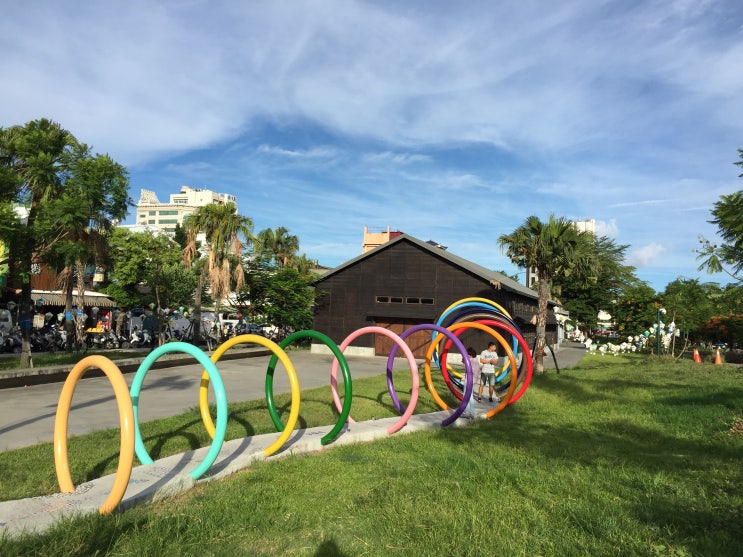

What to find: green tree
left=183, top=203, right=253, bottom=342
left=40, top=148, right=130, bottom=310
left=660, top=278, right=720, bottom=342
left=239, top=263, right=315, bottom=336
left=554, top=236, right=637, bottom=334
left=1, top=119, right=79, bottom=365
left=696, top=151, right=743, bottom=282
left=254, top=226, right=299, bottom=268
left=613, top=282, right=658, bottom=338
left=105, top=228, right=190, bottom=311
left=499, top=215, right=597, bottom=373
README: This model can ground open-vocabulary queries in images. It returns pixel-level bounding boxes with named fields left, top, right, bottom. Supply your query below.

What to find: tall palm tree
left=255, top=226, right=299, bottom=268
left=499, top=214, right=597, bottom=374
left=183, top=202, right=253, bottom=342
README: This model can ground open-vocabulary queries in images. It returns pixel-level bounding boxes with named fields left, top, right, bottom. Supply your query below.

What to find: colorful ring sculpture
left=53, top=300, right=534, bottom=510
left=54, top=355, right=134, bottom=515
left=434, top=300, right=520, bottom=378
left=440, top=318, right=533, bottom=404
left=267, top=330, right=352, bottom=446
left=429, top=321, right=519, bottom=419
left=199, top=334, right=301, bottom=457
left=330, top=326, right=419, bottom=434
left=385, top=323, right=473, bottom=426
left=131, top=342, right=228, bottom=479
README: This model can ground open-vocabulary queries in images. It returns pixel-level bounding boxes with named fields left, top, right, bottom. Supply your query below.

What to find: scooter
left=3, top=327, right=22, bottom=354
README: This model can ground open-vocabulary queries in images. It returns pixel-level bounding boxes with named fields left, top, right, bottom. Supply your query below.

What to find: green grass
left=1, top=354, right=742, bottom=556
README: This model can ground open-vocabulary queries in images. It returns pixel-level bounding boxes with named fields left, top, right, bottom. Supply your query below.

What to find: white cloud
left=594, top=219, right=619, bottom=238
left=627, top=243, right=668, bottom=268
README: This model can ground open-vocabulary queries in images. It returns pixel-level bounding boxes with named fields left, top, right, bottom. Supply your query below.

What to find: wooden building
left=312, top=234, right=558, bottom=358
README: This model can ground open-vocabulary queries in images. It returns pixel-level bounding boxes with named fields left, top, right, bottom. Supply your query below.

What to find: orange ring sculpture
left=54, top=355, right=134, bottom=515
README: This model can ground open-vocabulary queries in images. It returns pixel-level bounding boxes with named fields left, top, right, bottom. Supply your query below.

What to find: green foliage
left=239, top=260, right=315, bottom=332
left=499, top=214, right=599, bottom=371
left=254, top=226, right=299, bottom=268
left=105, top=228, right=190, bottom=309
left=555, top=236, right=640, bottom=331
left=182, top=202, right=253, bottom=310
left=696, top=152, right=743, bottom=281
left=0, top=119, right=129, bottom=366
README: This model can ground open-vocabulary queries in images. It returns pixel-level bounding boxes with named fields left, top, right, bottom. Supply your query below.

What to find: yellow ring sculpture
left=199, top=334, right=302, bottom=457
left=54, top=355, right=134, bottom=515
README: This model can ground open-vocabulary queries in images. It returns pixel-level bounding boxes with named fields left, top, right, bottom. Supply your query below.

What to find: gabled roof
left=314, top=233, right=539, bottom=301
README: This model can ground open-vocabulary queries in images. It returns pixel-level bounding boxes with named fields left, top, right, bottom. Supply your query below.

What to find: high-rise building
left=134, top=186, right=237, bottom=235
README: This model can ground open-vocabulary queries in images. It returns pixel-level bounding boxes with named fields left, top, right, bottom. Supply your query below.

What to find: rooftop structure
left=362, top=226, right=404, bottom=253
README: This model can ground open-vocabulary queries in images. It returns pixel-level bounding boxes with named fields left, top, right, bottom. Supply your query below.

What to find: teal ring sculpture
left=130, top=341, right=228, bottom=480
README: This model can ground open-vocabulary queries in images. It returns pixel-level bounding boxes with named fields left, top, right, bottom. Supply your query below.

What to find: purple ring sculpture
left=386, top=323, right=473, bottom=426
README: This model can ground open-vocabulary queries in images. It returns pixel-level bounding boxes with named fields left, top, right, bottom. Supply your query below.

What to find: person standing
left=478, top=341, right=500, bottom=403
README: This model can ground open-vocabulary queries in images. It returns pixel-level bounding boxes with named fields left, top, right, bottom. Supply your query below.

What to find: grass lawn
left=1, top=353, right=741, bottom=556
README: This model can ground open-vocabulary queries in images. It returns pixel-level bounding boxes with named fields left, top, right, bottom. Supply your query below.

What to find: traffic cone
left=715, top=349, right=722, bottom=365
left=693, top=348, right=702, bottom=363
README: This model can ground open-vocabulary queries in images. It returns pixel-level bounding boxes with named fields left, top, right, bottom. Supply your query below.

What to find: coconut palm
left=499, top=214, right=597, bottom=374
left=255, top=226, right=299, bottom=268
left=183, top=202, right=253, bottom=342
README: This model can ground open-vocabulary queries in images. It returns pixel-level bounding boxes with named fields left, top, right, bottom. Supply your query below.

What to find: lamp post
left=656, top=307, right=666, bottom=356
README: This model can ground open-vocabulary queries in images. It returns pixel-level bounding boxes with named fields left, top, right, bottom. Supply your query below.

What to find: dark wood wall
left=313, top=241, right=553, bottom=357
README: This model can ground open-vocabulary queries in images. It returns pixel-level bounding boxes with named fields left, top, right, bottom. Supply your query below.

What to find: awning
left=31, top=290, right=118, bottom=308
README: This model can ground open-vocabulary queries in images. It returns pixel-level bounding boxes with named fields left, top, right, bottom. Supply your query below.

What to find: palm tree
left=499, top=214, right=596, bottom=374
left=183, top=202, right=253, bottom=343
left=255, top=226, right=299, bottom=268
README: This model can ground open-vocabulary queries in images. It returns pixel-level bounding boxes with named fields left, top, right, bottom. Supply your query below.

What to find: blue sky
left=2, top=1, right=742, bottom=292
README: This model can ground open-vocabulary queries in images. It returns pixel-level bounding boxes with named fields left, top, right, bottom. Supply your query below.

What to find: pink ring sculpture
left=330, top=326, right=419, bottom=434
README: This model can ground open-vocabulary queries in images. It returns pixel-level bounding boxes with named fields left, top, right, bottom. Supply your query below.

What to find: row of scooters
left=0, top=320, right=273, bottom=354
left=0, top=324, right=159, bottom=353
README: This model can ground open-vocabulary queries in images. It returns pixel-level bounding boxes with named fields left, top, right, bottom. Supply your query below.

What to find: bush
left=724, top=349, right=743, bottom=364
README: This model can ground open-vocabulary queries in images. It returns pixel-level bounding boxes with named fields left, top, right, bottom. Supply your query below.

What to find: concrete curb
left=0, top=410, right=460, bottom=538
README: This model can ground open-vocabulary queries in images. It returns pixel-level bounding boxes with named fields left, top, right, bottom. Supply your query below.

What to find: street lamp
left=656, top=307, right=667, bottom=356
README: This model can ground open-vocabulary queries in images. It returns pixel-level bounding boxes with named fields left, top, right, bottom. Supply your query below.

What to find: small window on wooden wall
left=377, top=295, right=435, bottom=305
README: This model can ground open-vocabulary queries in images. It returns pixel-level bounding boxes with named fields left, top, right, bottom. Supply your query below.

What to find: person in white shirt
left=477, top=341, right=501, bottom=403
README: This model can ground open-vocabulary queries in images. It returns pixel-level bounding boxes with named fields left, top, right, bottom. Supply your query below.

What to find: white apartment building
left=134, top=186, right=237, bottom=235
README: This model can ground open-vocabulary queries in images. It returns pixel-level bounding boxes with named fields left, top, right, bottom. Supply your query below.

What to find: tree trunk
left=75, top=262, right=87, bottom=350
left=19, top=281, right=32, bottom=368
left=192, top=266, right=206, bottom=344
left=534, top=278, right=550, bottom=374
